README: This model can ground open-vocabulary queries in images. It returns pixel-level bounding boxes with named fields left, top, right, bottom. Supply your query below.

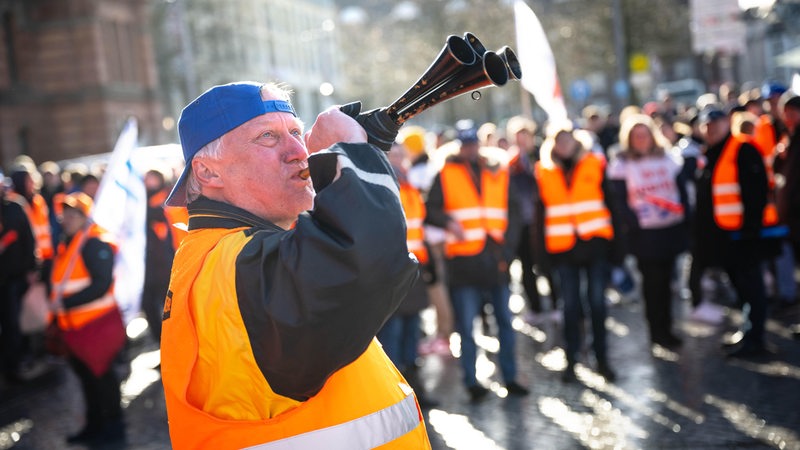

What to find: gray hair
left=185, top=138, right=224, bottom=204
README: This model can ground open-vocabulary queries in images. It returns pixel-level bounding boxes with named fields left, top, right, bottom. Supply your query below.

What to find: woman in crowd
left=607, top=114, right=690, bottom=349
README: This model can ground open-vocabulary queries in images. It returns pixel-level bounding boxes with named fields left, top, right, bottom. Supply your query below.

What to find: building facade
left=153, top=0, right=341, bottom=130
left=0, top=0, right=163, bottom=167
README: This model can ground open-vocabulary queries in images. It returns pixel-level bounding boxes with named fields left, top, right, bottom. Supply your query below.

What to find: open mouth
left=298, top=167, right=310, bottom=180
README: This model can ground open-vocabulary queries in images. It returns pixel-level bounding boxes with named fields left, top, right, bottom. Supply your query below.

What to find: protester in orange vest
left=535, top=122, right=617, bottom=383
left=51, top=192, right=125, bottom=445
left=160, top=81, right=430, bottom=449
left=425, top=121, right=529, bottom=401
left=695, top=107, right=781, bottom=358
left=9, top=169, right=54, bottom=285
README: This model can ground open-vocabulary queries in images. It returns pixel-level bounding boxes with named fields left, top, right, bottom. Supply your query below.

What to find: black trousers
left=69, top=356, right=122, bottom=429
left=0, top=278, right=28, bottom=377
left=639, top=259, right=676, bottom=342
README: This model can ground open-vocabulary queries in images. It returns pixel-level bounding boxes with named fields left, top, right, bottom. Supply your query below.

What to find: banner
left=514, top=0, right=568, bottom=121
left=91, top=118, right=146, bottom=324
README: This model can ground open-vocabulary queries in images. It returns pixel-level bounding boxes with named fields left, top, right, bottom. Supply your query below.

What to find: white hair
left=185, top=138, right=224, bottom=203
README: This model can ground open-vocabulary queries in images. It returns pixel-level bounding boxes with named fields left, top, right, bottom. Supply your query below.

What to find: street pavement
left=1, top=268, right=799, bottom=450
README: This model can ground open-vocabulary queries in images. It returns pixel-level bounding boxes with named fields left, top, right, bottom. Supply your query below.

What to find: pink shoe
left=431, top=337, right=452, bottom=356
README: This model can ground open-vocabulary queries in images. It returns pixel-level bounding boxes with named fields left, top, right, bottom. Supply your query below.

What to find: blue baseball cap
left=455, top=119, right=479, bottom=144
left=762, top=81, right=787, bottom=99
left=165, top=81, right=297, bottom=207
left=698, top=107, right=727, bottom=124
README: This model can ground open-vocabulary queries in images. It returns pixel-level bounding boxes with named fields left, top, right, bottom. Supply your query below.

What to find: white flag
left=514, top=0, right=568, bottom=121
left=91, top=117, right=147, bottom=324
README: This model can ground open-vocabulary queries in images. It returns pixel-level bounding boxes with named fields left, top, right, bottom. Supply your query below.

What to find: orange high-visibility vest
left=536, top=154, right=614, bottom=254
left=712, top=135, right=779, bottom=230
left=753, top=115, right=776, bottom=160
left=400, top=182, right=429, bottom=265
left=752, top=115, right=777, bottom=190
left=10, top=192, right=54, bottom=261
left=161, top=227, right=429, bottom=450
left=440, top=161, right=509, bottom=258
left=50, top=224, right=117, bottom=329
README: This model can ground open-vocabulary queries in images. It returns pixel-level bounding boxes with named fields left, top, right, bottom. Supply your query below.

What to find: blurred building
left=691, top=0, right=799, bottom=93
left=0, top=0, right=164, bottom=167
left=153, top=0, right=341, bottom=130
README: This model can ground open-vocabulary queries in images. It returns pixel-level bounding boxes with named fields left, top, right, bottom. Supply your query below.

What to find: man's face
left=783, top=106, right=800, bottom=132
left=459, top=141, right=480, bottom=161
left=702, top=118, right=730, bottom=146
left=61, top=207, right=87, bottom=237
left=214, top=101, right=312, bottom=227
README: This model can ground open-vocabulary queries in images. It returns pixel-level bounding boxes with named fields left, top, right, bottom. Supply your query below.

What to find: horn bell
left=385, top=35, right=476, bottom=118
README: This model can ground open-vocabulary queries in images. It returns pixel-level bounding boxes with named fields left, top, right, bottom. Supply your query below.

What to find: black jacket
left=775, top=127, right=800, bottom=243
left=0, top=197, right=36, bottom=282
left=694, top=134, right=773, bottom=264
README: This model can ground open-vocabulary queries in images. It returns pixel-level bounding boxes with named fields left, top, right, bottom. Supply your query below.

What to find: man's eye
left=260, top=131, right=275, bottom=139
left=290, top=129, right=302, bottom=137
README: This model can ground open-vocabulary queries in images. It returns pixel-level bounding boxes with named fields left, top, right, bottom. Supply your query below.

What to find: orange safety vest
left=52, top=192, right=65, bottom=219
left=161, top=227, right=430, bottom=450
left=536, top=154, right=614, bottom=254
left=752, top=115, right=777, bottom=190
left=50, top=224, right=117, bottom=329
left=400, top=181, right=429, bottom=265
left=440, top=161, right=509, bottom=258
left=712, top=135, right=779, bottom=231
left=10, top=192, right=53, bottom=261
left=753, top=115, right=776, bottom=159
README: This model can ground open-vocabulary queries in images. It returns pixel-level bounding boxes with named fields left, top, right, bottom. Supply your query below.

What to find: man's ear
left=192, top=158, right=224, bottom=188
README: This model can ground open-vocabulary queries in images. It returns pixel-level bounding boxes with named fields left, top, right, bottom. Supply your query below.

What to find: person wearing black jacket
left=695, top=107, right=778, bottom=358
left=0, top=174, right=37, bottom=383
left=425, top=124, right=528, bottom=401
left=607, top=114, right=690, bottom=349
left=775, top=93, right=800, bottom=263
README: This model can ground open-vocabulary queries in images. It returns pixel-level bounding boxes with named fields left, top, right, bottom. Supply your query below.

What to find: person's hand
left=446, top=220, right=465, bottom=241
left=304, top=106, right=368, bottom=154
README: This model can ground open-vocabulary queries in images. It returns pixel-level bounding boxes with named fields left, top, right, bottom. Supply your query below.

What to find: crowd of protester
left=0, top=80, right=799, bottom=442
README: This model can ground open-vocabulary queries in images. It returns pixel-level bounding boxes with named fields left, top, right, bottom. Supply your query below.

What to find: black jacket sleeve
left=606, top=178, right=634, bottom=260
left=63, top=238, right=114, bottom=309
left=423, top=174, right=451, bottom=229
left=234, top=143, right=418, bottom=401
left=503, top=177, right=523, bottom=264
left=602, top=174, right=626, bottom=266
left=0, top=201, right=36, bottom=280
left=737, top=142, right=768, bottom=239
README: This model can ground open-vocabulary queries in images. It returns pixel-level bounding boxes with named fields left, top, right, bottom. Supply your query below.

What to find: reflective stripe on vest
left=30, top=195, right=53, bottom=260
left=712, top=135, right=779, bottom=230
left=536, top=154, right=613, bottom=254
left=400, top=183, right=429, bottom=264
left=244, top=393, right=419, bottom=450
left=12, top=193, right=53, bottom=260
left=440, top=162, right=509, bottom=258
